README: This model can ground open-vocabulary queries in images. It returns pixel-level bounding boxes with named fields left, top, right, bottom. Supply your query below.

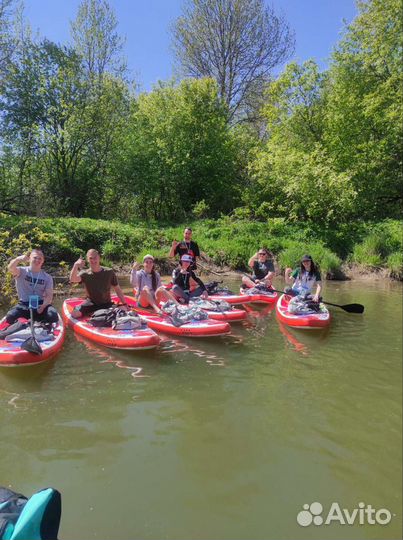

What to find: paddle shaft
left=29, top=307, right=42, bottom=352
left=267, top=288, right=364, bottom=313
left=209, top=272, right=364, bottom=313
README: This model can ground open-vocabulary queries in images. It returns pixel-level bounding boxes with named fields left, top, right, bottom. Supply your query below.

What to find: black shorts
left=76, top=299, right=113, bottom=316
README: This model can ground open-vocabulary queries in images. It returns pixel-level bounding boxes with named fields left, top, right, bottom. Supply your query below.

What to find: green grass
left=0, top=214, right=401, bottom=304
left=350, top=220, right=402, bottom=268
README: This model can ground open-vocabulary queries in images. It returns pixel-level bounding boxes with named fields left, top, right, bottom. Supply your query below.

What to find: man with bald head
left=69, top=249, right=127, bottom=318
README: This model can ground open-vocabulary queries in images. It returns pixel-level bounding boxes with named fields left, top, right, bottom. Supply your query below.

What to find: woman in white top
left=130, top=254, right=178, bottom=315
left=284, top=254, right=322, bottom=302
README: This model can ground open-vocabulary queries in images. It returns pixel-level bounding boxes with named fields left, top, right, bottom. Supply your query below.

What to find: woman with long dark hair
left=130, top=254, right=178, bottom=315
left=285, top=255, right=322, bottom=302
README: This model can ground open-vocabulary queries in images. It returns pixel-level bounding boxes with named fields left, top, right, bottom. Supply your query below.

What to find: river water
left=0, top=279, right=401, bottom=540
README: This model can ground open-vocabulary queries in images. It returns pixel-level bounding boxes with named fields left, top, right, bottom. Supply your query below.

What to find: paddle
left=316, top=300, right=364, bottom=314
left=266, top=287, right=365, bottom=314
left=21, top=306, right=42, bottom=355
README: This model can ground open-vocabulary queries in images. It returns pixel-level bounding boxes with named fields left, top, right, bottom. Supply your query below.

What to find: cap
left=181, top=254, right=193, bottom=263
left=301, top=254, right=313, bottom=262
left=143, top=254, right=154, bottom=262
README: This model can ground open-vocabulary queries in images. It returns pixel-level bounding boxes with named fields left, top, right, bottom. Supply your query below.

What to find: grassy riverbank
left=0, top=214, right=401, bottom=303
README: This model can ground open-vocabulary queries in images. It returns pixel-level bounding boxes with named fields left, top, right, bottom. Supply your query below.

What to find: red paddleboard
left=62, top=298, right=160, bottom=350
left=200, top=306, right=247, bottom=322
left=125, top=296, right=231, bottom=337
left=161, top=283, right=252, bottom=306
left=239, top=287, right=278, bottom=304
left=276, top=294, right=331, bottom=329
left=0, top=316, right=65, bottom=367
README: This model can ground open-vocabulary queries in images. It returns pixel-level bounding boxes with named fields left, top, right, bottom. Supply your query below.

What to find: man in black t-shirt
left=242, top=249, right=276, bottom=289
left=169, top=227, right=200, bottom=270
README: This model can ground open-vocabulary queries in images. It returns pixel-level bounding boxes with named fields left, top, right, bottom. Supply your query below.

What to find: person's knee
left=172, top=285, right=183, bottom=296
left=284, top=286, right=296, bottom=296
left=5, top=312, right=17, bottom=324
left=5, top=306, right=21, bottom=324
left=46, top=306, right=59, bottom=323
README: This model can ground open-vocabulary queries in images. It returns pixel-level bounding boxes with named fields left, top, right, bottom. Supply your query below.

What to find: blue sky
left=23, top=0, right=358, bottom=91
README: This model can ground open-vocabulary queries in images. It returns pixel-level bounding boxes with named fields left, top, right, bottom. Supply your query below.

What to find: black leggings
left=75, top=299, right=113, bottom=317
left=6, top=303, right=59, bottom=325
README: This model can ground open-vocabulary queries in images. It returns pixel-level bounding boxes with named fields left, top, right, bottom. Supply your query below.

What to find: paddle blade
left=342, top=303, right=364, bottom=314
left=21, top=336, right=43, bottom=355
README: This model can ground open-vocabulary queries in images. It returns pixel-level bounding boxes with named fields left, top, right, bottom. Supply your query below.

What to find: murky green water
left=0, top=279, right=401, bottom=540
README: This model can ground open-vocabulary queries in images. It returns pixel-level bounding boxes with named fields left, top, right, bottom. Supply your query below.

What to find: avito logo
left=297, top=502, right=393, bottom=527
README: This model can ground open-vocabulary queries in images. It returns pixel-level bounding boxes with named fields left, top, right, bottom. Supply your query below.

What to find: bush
left=387, top=252, right=403, bottom=279
left=351, top=220, right=403, bottom=268
left=277, top=242, right=341, bottom=276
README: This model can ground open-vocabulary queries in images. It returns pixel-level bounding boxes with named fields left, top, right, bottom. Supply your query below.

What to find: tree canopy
left=0, top=0, right=400, bottom=225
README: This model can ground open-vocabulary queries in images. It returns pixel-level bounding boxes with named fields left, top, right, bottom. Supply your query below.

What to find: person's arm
left=169, top=240, right=179, bottom=257
left=37, top=275, right=53, bottom=314
left=130, top=263, right=139, bottom=288
left=248, top=253, right=258, bottom=269
left=193, top=243, right=200, bottom=263
left=313, top=275, right=322, bottom=302
left=264, top=260, right=275, bottom=283
left=155, top=272, right=162, bottom=290
left=70, top=257, right=84, bottom=283
left=113, top=284, right=128, bottom=308
left=191, top=271, right=206, bottom=291
left=7, top=254, right=29, bottom=277
left=172, top=268, right=182, bottom=287
left=285, top=267, right=295, bottom=284
left=110, top=270, right=127, bottom=308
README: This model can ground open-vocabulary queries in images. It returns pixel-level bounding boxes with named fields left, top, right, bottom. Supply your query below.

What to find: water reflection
left=0, top=280, right=401, bottom=539
left=277, top=322, right=309, bottom=356
left=74, top=333, right=147, bottom=379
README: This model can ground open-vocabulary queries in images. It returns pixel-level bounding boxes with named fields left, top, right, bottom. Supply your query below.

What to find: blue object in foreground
left=0, top=487, right=61, bottom=540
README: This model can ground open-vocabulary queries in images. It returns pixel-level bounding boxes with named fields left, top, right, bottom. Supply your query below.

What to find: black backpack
left=205, top=281, right=234, bottom=295
left=89, top=307, right=124, bottom=327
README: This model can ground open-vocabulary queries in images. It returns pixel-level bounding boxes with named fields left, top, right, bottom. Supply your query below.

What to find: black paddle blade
left=342, top=303, right=365, bottom=314
left=324, top=301, right=365, bottom=313
left=21, top=336, right=43, bottom=355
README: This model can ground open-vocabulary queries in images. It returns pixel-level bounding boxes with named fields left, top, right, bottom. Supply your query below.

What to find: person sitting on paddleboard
left=169, top=227, right=200, bottom=270
left=284, top=254, right=322, bottom=302
left=130, top=254, right=179, bottom=315
left=6, top=249, right=59, bottom=325
left=172, top=254, right=209, bottom=303
left=242, top=248, right=275, bottom=289
left=70, top=249, right=128, bottom=318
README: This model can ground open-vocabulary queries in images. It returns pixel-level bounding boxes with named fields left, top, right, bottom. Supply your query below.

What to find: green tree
left=0, top=0, right=15, bottom=79
left=112, top=78, right=239, bottom=221
left=71, top=0, right=126, bottom=82
left=172, top=0, right=294, bottom=123
left=324, top=0, right=402, bottom=218
left=1, top=38, right=128, bottom=216
left=263, top=60, right=328, bottom=149
left=245, top=61, right=356, bottom=223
